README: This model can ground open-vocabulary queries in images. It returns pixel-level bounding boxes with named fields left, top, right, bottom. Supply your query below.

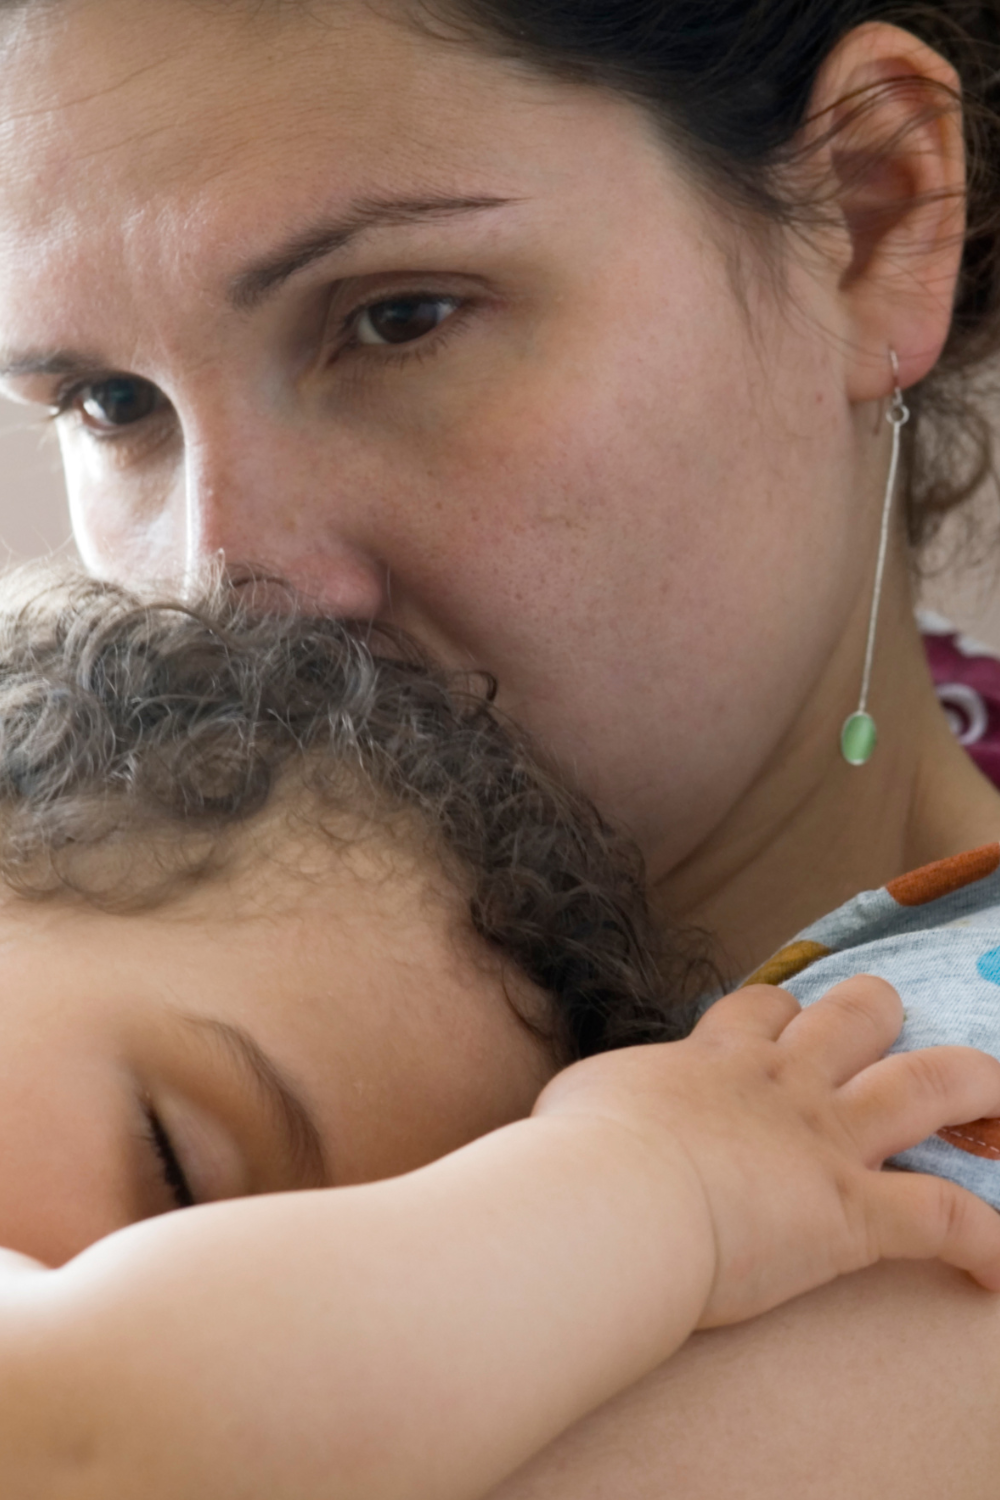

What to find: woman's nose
left=182, top=435, right=389, bottom=619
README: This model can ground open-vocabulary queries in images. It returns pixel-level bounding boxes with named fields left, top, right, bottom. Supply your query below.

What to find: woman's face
left=0, top=828, right=553, bottom=1267
left=0, top=0, right=878, bottom=872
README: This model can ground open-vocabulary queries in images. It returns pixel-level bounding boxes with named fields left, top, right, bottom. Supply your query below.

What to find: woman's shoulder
left=488, top=1260, right=1000, bottom=1500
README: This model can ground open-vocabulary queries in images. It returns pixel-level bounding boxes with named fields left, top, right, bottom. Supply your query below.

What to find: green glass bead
left=841, top=711, right=877, bottom=767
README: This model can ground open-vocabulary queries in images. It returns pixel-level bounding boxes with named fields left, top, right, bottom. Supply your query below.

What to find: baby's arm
left=0, top=977, right=998, bottom=1500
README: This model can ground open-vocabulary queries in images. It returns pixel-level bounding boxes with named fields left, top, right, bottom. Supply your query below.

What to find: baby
left=0, top=565, right=712, bottom=1261
left=0, top=567, right=994, bottom=1499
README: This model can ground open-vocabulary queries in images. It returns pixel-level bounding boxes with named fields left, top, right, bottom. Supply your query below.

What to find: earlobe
left=805, top=22, right=966, bottom=402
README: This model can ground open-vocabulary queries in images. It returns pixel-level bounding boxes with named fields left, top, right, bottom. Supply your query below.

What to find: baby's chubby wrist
left=531, top=1055, right=721, bottom=1338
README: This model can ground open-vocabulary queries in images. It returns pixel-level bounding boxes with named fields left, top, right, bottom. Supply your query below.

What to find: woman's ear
left=803, top=22, right=966, bottom=401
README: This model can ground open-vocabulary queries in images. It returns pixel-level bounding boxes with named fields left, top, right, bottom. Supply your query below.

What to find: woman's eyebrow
left=227, top=194, right=516, bottom=313
left=0, top=198, right=515, bottom=379
left=0, top=348, right=107, bottom=382
left=183, top=1015, right=328, bottom=1188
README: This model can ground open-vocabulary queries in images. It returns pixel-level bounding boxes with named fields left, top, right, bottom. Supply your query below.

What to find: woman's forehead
left=0, top=3, right=466, bottom=227
left=0, top=0, right=620, bottom=236
left=0, top=0, right=654, bottom=357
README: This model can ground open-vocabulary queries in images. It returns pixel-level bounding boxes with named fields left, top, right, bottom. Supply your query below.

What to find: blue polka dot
left=977, top=948, right=1000, bottom=986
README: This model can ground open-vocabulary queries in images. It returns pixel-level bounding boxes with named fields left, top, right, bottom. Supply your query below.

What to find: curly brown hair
left=0, top=568, right=713, bottom=1059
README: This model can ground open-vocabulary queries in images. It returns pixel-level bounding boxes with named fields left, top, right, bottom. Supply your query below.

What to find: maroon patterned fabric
left=922, top=613, right=1000, bottom=789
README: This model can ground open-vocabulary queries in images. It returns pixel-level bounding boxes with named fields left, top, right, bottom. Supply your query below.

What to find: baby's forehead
left=0, top=809, right=506, bottom=1031
left=205, top=801, right=475, bottom=933
left=0, top=789, right=462, bottom=930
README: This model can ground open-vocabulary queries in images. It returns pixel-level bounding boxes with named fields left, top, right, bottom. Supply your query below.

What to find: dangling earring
left=840, top=349, right=911, bottom=767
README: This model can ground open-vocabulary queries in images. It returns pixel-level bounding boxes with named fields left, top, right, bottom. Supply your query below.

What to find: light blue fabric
left=777, top=856, right=1000, bottom=1208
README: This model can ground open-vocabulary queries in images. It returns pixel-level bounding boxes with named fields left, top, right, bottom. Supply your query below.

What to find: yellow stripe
left=742, top=939, right=831, bottom=989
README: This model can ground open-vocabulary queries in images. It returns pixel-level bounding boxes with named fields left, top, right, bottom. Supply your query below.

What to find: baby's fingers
left=778, top=975, right=903, bottom=1086
left=865, top=1169, right=1000, bottom=1291
left=842, top=1045, right=1000, bottom=1164
left=695, top=985, right=801, bottom=1041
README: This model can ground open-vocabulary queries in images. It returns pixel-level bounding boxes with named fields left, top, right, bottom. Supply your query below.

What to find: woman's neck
left=652, top=579, right=1000, bottom=982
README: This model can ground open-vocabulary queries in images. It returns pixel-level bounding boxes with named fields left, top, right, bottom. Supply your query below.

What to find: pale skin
left=0, top=825, right=998, bottom=1496
left=2, top=0, right=1000, bottom=1494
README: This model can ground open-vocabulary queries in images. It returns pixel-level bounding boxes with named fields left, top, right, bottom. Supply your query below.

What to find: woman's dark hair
left=0, top=567, right=713, bottom=1059
left=417, top=0, right=1000, bottom=546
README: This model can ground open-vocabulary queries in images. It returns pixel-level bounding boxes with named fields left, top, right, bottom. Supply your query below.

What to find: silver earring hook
left=887, top=349, right=911, bottom=432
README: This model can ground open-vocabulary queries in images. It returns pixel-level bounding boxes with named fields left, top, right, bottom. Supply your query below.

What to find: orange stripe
left=938, top=1118, right=1000, bottom=1161
left=887, top=844, right=1000, bottom=908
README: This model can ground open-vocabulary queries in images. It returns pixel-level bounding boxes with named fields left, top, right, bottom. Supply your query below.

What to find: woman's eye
left=353, top=295, right=460, bottom=348
left=75, top=375, right=166, bottom=432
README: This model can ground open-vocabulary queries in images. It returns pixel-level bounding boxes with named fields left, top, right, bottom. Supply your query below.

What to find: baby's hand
left=535, top=977, right=1000, bottom=1329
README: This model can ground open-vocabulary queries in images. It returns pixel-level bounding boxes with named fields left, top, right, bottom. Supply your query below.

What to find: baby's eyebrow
left=183, top=1015, right=328, bottom=1188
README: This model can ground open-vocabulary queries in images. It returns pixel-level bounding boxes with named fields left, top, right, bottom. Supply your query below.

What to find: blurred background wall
left=0, top=398, right=75, bottom=562
left=4, top=393, right=1000, bottom=650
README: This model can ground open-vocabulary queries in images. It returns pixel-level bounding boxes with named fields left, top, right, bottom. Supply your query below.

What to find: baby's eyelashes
left=142, top=1105, right=195, bottom=1212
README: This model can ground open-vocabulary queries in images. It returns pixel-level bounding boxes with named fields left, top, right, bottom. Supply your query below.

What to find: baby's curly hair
left=0, top=569, right=713, bottom=1060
